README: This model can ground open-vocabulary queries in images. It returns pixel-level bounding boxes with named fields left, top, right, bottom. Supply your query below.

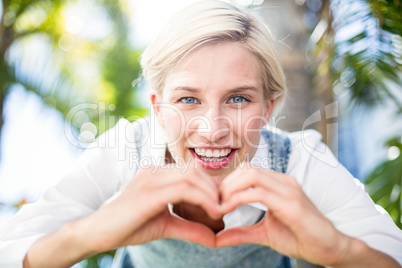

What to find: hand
left=216, top=165, right=350, bottom=266
left=79, top=164, right=222, bottom=253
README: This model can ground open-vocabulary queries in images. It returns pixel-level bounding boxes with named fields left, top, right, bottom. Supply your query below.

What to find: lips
left=190, top=147, right=236, bottom=169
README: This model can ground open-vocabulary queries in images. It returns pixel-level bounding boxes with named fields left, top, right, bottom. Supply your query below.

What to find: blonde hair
left=141, top=0, right=286, bottom=106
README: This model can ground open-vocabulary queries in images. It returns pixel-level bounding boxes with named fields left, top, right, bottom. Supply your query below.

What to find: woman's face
left=152, top=42, right=274, bottom=183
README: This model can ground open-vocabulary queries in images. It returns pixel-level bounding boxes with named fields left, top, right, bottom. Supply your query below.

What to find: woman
left=1, top=1, right=401, bottom=267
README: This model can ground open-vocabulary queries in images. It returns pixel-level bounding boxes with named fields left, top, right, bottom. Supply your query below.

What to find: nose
left=191, top=106, right=231, bottom=144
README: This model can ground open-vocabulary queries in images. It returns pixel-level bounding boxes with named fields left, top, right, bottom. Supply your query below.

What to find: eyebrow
left=173, top=87, right=200, bottom=93
left=227, top=86, right=258, bottom=94
left=173, top=86, right=258, bottom=93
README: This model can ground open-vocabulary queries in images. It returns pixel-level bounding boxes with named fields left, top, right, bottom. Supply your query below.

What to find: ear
left=263, top=98, right=276, bottom=123
left=150, top=90, right=165, bottom=129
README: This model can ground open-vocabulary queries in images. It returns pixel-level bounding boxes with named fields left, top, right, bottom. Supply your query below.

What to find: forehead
left=163, top=42, right=262, bottom=96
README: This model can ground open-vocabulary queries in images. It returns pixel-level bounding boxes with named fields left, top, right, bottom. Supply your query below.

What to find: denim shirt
left=112, top=128, right=291, bottom=268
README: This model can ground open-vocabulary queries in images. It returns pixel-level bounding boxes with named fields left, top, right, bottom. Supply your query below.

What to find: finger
left=190, top=168, right=221, bottom=202
left=221, top=169, right=298, bottom=204
left=216, top=219, right=298, bottom=257
left=220, top=187, right=271, bottom=214
left=136, top=166, right=220, bottom=204
left=221, top=185, right=316, bottom=233
left=220, top=166, right=266, bottom=197
left=163, top=165, right=220, bottom=203
left=168, top=172, right=220, bottom=205
left=216, top=223, right=266, bottom=247
left=220, top=186, right=289, bottom=222
left=150, top=181, right=222, bottom=220
left=163, top=215, right=216, bottom=248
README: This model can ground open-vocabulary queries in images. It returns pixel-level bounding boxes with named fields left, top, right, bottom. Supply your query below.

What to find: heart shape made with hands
left=172, top=200, right=266, bottom=233
left=161, top=174, right=341, bottom=268
left=165, top=169, right=272, bottom=247
left=161, top=168, right=337, bottom=265
left=172, top=202, right=226, bottom=233
left=169, top=198, right=269, bottom=249
left=161, top=167, right=312, bottom=251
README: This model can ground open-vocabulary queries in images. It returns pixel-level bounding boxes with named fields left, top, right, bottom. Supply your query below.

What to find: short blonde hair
left=141, top=0, right=286, bottom=106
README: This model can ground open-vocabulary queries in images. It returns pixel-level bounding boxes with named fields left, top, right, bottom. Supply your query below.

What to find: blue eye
left=179, top=97, right=199, bottom=104
left=229, top=96, right=247, bottom=104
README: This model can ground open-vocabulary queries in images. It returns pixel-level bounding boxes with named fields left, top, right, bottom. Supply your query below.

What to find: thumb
left=216, top=224, right=265, bottom=247
left=163, top=216, right=217, bottom=248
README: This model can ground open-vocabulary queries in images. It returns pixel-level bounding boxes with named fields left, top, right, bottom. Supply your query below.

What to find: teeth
left=194, top=148, right=232, bottom=158
left=200, top=156, right=226, bottom=162
left=221, top=149, right=227, bottom=156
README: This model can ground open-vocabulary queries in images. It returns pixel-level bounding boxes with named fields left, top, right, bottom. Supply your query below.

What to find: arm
left=0, top=119, right=132, bottom=267
left=336, top=237, right=400, bottom=268
left=216, top=167, right=401, bottom=267
left=1, top=118, right=216, bottom=267
left=23, top=221, right=97, bottom=268
left=23, top=165, right=221, bottom=268
left=216, top=130, right=402, bottom=266
left=0, top=156, right=107, bottom=267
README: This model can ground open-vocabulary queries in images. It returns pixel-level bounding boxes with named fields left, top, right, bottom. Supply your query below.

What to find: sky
left=130, top=0, right=201, bottom=47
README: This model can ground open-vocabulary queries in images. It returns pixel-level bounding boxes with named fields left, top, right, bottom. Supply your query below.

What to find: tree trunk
left=0, top=1, right=14, bottom=159
left=0, top=90, right=4, bottom=159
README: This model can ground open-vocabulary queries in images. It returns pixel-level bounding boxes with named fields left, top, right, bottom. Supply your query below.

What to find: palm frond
left=365, top=136, right=402, bottom=229
left=311, top=0, right=402, bottom=110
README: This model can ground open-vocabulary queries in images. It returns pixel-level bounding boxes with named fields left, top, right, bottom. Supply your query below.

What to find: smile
left=194, top=148, right=232, bottom=161
left=190, top=147, right=236, bottom=169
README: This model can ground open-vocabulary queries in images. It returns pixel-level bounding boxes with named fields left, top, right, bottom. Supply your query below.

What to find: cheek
left=161, top=109, right=186, bottom=144
left=245, top=119, right=263, bottom=148
left=237, top=107, right=265, bottom=147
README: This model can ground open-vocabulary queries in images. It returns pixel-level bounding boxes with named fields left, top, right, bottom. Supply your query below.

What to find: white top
left=0, top=117, right=401, bottom=267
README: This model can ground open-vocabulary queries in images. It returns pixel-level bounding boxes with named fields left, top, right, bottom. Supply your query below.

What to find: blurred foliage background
left=0, top=0, right=145, bottom=265
left=0, top=0, right=401, bottom=267
left=308, top=0, right=401, bottom=229
left=0, top=0, right=147, bottom=152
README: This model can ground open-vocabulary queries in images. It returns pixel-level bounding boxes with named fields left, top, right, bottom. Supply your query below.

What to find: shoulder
left=267, top=128, right=354, bottom=203
left=262, top=126, right=324, bottom=153
left=278, top=128, right=341, bottom=183
left=89, top=116, right=157, bottom=157
left=281, top=128, right=360, bottom=210
left=260, top=127, right=334, bottom=176
left=76, top=117, right=155, bottom=188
